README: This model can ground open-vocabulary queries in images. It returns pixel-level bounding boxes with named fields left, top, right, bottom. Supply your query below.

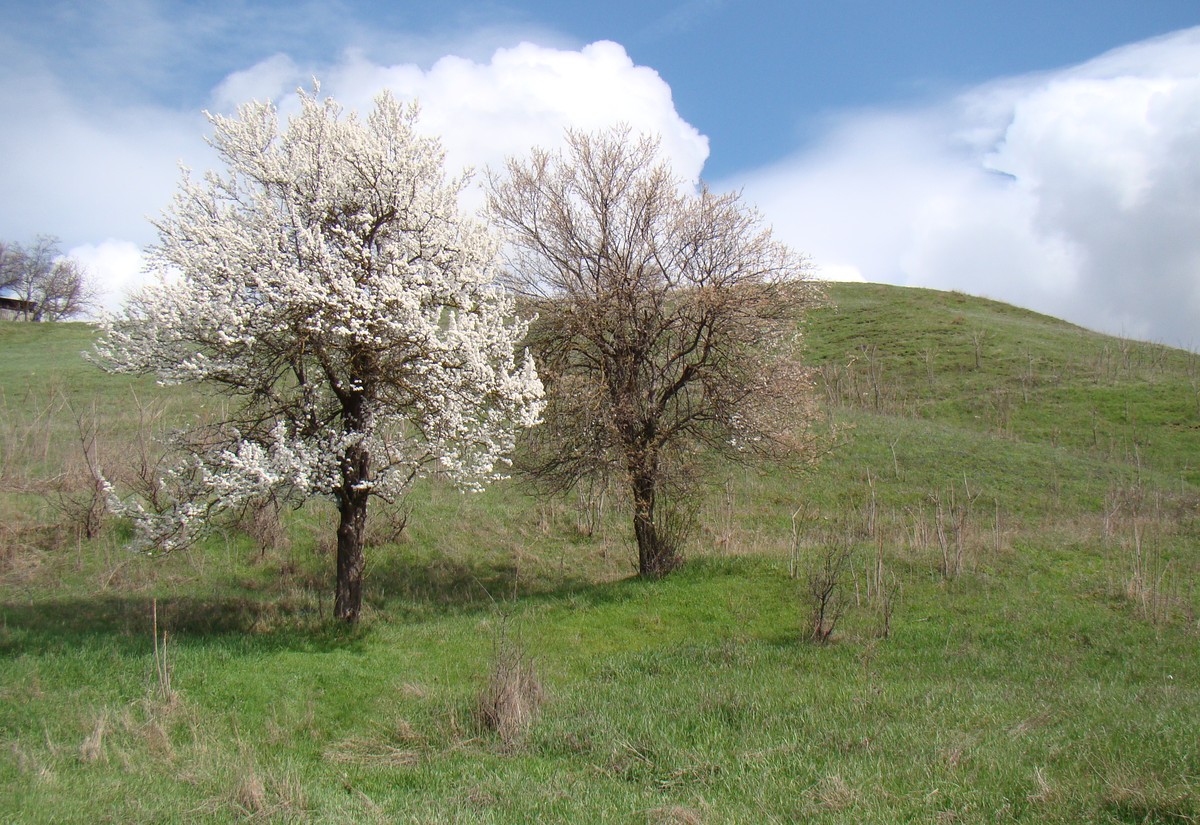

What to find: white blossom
left=95, top=88, right=543, bottom=557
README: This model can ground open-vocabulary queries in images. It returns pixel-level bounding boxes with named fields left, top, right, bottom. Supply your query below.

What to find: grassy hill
left=1, top=283, right=1197, bottom=823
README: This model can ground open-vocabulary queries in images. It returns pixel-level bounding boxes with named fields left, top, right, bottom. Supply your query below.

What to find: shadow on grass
left=361, top=545, right=758, bottom=620
left=364, top=550, right=621, bottom=614
left=0, top=591, right=372, bottom=658
left=0, top=541, right=762, bottom=660
left=0, top=548, right=690, bottom=658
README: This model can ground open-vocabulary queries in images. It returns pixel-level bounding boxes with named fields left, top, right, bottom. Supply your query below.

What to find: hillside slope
left=802, top=282, right=1199, bottom=510
left=0, top=283, right=1197, bottom=823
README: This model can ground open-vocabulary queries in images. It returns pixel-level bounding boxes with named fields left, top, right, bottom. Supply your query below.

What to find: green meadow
left=1, top=282, right=1197, bottom=823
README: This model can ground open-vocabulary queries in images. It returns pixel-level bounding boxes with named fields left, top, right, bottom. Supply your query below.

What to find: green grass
left=1, top=283, right=1198, bottom=822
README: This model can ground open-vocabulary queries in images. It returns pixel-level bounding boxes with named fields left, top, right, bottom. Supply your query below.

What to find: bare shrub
left=0, top=385, right=65, bottom=492
left=0, top=386, right=179, bottom=551
left=574, top=473, right=610, bottom=538
left=932, top=478, right=980, bottom=579
left=250, top=494, right=288, bottom=553
left=50, top=400, right=111, bottom=542
left=151, top=599, right=175, bottom=704
left=1103, top=483, right=1189, bottom=626
left=120, top=391, right=173, bottom=512
left=865, top=535, right=899, bottom=640
left=365, top=497, right=412, bottom=545
left=1123, top=520, right=1182, bottom=626
left=650, top=504, right=696, bottom=575
left=475, top=620, right=543, bottom=747
left=970, top=328, right=988, bottom=370
left=805, top=541, right=852, bottom=644
left=233, top=493, right=289, bottom=555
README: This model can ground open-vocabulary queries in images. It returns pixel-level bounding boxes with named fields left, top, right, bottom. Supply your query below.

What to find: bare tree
left=0, top=236, right=96, bottom=321
left=487, top=127, right=824, bottom=577
left=0, top=241, right=21, bottom=294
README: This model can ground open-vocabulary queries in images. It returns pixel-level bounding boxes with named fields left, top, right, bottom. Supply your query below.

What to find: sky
left=2, top=0, right=1199, bottom=346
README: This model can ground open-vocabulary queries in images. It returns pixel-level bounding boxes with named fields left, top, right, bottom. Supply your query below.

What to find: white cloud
left=2, top=37, right=707, bottom=309
left=272, top=40, right=709, bottom=190
left=210, top=53, right=302, bottom=113
left=732, top=27, right=1200, bottom=347
left=69, top=240, right=147, bottom=314
left=817, top=263, right=866, bottom=283
left=0, top=73, right=208, bottom=250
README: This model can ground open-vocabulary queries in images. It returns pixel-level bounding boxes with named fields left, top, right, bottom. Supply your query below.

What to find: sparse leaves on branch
left=94, top=88, right=544, bottom=621
left=487, top=126, right=823, bottom=576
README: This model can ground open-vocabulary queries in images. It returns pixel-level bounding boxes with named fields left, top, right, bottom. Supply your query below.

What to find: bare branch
left=488, top=126, right=825, bottom=576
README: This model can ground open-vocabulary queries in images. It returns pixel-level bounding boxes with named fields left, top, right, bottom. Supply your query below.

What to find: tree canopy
left=96, top=89, right=544, bottom=621
left=487, top=127, right=822, bottom=576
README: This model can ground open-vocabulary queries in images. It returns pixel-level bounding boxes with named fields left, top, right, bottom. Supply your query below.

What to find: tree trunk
left=631, top=468, right=677, bottom=577
left=334, top=437, right=370, bottom=623
left=334, top=485, right=368, bottom=622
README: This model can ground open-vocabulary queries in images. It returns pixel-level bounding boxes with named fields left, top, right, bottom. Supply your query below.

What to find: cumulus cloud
left=2, top=36, right=706, bottom=308
left=210, top=53, right=303, bottom=113
left=12, top=6, right=1196, bottom=348
left=69, top=240, right=147, bottom=314
left=0, top=74, right=209, bottom=249
left=230, top=40, right=708, bottom=192
left=733, top=27, right=1200, bottom=347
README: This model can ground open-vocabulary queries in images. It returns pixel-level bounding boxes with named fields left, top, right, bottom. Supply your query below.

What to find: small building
left=0, top=296, right=38, bottom=320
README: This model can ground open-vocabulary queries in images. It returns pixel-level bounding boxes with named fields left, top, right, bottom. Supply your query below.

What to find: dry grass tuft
left=459, top=785, right=499, bottom=811
left=79, top=712, right=108, bottom=763
left=1027, top=766, right=1056, bottom=805
left=0, top=531, right=48, bottom=582
left=324, top=736, right=420, bottom=767
left=400, top=682, right=427, bottom=699
left=139, top=717, right=176, bottom=762
left=233, top=770, right=268, bottom=816
left=217, top=766, right=308, bottom=820
left=1101, top=775, right=1199, bottom=823
left=813, top=773, right=859, bottom=812
left=474, top=624, right=544, bottom=747
left=646, top=804, right=704, bottom=824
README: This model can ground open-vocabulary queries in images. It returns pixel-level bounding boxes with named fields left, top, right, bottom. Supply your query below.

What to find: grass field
left=1, top=282, right=1197, bottom=823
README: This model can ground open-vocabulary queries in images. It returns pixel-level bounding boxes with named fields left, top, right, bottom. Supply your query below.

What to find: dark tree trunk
left=631, top=467, right=677, bottom=577
left=334, top=483, right=368, bottom=622
left=334, top=430, right=371, bottom=623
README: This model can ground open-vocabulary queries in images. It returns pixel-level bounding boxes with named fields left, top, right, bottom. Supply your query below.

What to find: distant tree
left=0, top=236, right=96, bottom=321
left=0, top=241, right=19, bottom=294
left=487, top=127, right=823, bottom=576
left=95, top=89, right=544, bottom=623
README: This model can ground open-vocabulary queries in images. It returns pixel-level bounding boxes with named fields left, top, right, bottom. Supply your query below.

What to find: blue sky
left=3, top=1, right=1199, bottom=344
left=516, top=0, right=1200, bottom=178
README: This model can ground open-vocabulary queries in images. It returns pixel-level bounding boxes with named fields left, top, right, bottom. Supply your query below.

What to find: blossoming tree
left=96, top=89, right=543, bottom=622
